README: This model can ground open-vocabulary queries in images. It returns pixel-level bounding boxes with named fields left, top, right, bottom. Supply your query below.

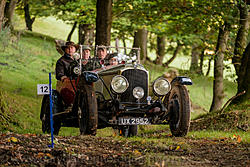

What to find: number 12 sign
left=37, top=84, right=50, bottom=95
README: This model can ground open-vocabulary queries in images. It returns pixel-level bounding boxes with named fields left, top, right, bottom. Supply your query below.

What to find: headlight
left=111, top=75, right=129, bottom=94
left=133, top=87, right=144, bottom=99
left=153, top=77, right=171, bottom=96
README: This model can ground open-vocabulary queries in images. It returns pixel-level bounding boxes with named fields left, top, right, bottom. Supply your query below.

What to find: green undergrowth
left=0, top=28, right=59, bottom=133
left=0, top=89, right=10, bottom=129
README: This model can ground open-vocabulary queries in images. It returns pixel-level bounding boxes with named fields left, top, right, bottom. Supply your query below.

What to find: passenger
left=82, top=46, right=93, bottom=71
left=94, top=46, right=118, bottom=69
left=82, top=46, right=91, bottom=62
left=56, top=41, right=79, bottom=82
left=93, top=46, right=108, bottom=69
left=109, top=57, right=118, bottom=65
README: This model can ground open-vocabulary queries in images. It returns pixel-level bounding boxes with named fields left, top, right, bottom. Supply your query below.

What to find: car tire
left=168, top=84, right=190, bottom=137
left=40, top=95, right=61, bottom=135
left=119, top=125, right=138, bottom=137
left=78, top=85, right=98, bottom=136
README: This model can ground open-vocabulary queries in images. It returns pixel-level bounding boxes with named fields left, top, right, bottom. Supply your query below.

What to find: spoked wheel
left=119, top=125, right=138, bottom=137
left=78, top=86, right=98, bottom=136
left=168, top=84, right=191, bottom=137
left=40, top=95, right=61, bottom=135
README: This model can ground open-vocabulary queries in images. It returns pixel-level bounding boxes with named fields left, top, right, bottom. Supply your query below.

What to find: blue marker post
left=48, top=73, right=54, bottom=148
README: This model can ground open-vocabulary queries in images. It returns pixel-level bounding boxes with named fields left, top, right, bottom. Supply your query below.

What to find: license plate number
left=118, top=117, right=150, bottom=125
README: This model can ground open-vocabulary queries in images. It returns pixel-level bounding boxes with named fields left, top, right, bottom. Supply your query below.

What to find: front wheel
left=168, top=84, right=191, bottom=137
left=78, top=86, right=98, bottom=135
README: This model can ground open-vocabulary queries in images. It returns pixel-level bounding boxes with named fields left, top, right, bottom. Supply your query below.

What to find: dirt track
left=0, top=133, right=249, bottom=167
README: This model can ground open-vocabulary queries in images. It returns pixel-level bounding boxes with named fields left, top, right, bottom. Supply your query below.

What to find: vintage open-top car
left=40, top=46, right=192, bottom=137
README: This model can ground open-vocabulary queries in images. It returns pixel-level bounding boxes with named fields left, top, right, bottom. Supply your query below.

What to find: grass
left=14, top=15, right=78, bottom=42
left=0, top=27, right=60, bottom=133
left=188, top=130, right=250, bottom=143
left=96, top=125, right=250, bottom=144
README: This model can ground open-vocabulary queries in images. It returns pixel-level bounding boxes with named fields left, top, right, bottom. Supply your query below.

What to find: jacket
left=55, top=54, right=74, bottom=80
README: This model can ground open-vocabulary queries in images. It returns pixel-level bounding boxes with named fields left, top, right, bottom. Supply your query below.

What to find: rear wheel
left=119, top=125, right=138, bottom=137
left=78, top=88, right=98, bottom=135
left=40, top=95, right=61, bottom=135
left=168, top=84, right=190, bottom=137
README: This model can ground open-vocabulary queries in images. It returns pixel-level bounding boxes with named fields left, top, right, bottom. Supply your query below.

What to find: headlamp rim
left=110, top=75, right=129, bottom=94
left=152, top=77, right=171, bottom=96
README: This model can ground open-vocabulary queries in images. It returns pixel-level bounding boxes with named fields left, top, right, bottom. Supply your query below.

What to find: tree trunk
left=0, top=0, right=6, bottom=31
left=95, top=0, right=112, bottom=46
left=232, top=42, right=250, bottom=104
left=79, top=24, right=94, bottom=45
left=67, top=21, right=77, bottom=41
left=132, top=28, right=148, bottom=63
left=198, top=49, right=205, bottom=75
left=209, top=23, right=230, bottom=112
left=24, top=1, right=35, bottom=31
left=206, top=56, right=212, bottom=76
left=232, top=3, right=249, bottom=77
left=122, top=38, right=127, bottom=54
left=4, top=0, right=17, bottom=29
left=155, top=36, right=166, bottom=65
left=164, top=42, right=182, bottom=67
left=190, top=45, right=200, bottom=73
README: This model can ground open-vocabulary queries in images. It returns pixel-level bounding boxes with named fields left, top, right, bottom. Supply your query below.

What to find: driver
left=56, top=41, right=79, bottom=82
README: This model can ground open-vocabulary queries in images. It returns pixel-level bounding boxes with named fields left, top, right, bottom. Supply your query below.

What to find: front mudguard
left=171, top=76, right=192, bottom=86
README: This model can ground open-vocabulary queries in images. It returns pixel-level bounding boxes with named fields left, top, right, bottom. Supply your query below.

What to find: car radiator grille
left=121, top=69, right=148, bottom=103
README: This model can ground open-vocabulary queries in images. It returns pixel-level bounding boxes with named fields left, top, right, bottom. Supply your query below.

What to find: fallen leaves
left=232, top=134, right=242, bottom=143
left=0, top=132, right=249, bottom=166
left=8, top=137, right=18, bottom=143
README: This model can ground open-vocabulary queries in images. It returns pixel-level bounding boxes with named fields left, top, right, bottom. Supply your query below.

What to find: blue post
left=48, top=73, right=54, bottom=148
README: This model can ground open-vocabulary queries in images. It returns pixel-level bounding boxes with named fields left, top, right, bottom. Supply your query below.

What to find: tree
left=24, top=0, right=35, bottom=31
left=232, top=1, right=249, bottom=78
left=0, top=0, right=6, bottom=31
left=163, top=41, right=182, bottom=67
left=16, top=0, right=52, bottom=31
left=198, top=49, right=205, bottom=75
left=67, top=21, right=77, bottom=41
left=232, top=42, right=250, bottom=103
left=132, top=28, right=148, bottom=63
left=209, top=23, right=230, bottom=112
left=190, top=44, right=200, bottom=73
left=155, top=36, right=166, bottom=65
left=95, top=0, right=112, bottom=46
left=4, top=0, right=17, bottom=29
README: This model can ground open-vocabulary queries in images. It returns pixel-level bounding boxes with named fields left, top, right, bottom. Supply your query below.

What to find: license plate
left=118, top=117, right=151, bottom=125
